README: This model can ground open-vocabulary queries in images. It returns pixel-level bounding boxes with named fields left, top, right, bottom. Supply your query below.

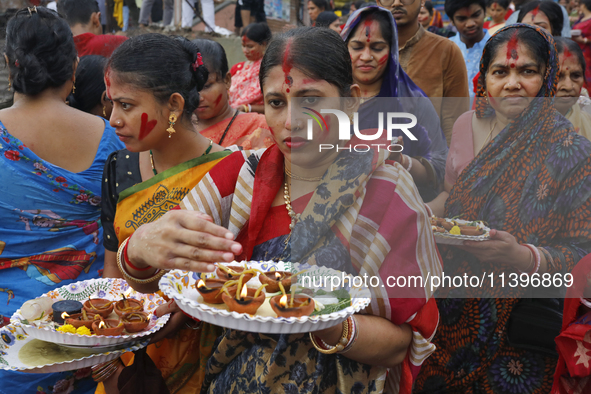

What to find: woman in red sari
left=119, top=27, right=442, bottom=393
left=194, top=39, right=273, bottom=149
left=572, top=0, right=591, bottom=87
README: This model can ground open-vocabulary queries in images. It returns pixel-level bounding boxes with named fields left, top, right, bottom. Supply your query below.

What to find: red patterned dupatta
left=180, top=144, right=442, bottom=393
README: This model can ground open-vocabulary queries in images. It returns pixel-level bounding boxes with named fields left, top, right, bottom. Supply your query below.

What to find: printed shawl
left=180, top=144, right=442, bottom=393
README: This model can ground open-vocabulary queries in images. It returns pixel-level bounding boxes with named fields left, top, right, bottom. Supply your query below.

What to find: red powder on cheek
left=488, top=91, right=497, bottom=106
left=139, top=113, right=158, bottom=140
left=506, top=31, right=519, bottom=61
left=377, top=54, right=388, bottom=66
left=282, top=39, right=293, bottom=93
left=214, top=94, right=223, bottom=107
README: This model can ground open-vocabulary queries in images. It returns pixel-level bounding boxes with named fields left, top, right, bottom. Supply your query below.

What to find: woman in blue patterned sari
left=0, top=7, right=123, bottom=394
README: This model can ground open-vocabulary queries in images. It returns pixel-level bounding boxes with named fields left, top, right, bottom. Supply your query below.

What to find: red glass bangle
left=123, top=237, right=152, bottom=271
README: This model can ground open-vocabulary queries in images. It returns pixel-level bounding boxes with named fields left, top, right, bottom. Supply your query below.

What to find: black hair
left=517, top=1, right=563, bottom=36
left=309, top=0, right=331, bottom=11
left=582, top=0, right=591, bottom=12
left=260, top=27, right=352, bottom=96
left=482, top=27, right=550, bottom=75
left=191, top=38, right=229, bottom=79
left=315, top=11, right=339, bottom=28
left=352, top=0, right=365, bottom=9
left=241, top=22, right=272, bottom=45
left=57, top=0, right=99, bottom=26
left=555, top=37, right=586, bottom=74
left=67, top=55, right=107, bottom=113
left=486, top=0, right=509, bottom=9
left=345, top=8, right=393, bottom=50
left=445, top=0, right=487, bottom=20
left=424, top=1, right=434, bottom=15
left=4, top=7, right=77, bottom=96
left=107, top=34, right=209, bottom=121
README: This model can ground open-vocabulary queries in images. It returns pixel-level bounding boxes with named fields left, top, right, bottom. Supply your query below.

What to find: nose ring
left=517, top=83, right=522, bottom=89
left=371, top=56, right=374, bottom=59
left=115, top=120, right=122, bottom=126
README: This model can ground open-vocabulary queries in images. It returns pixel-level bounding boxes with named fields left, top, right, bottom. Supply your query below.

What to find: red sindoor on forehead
left=364, top=17, right=373, bottom=42
left=530, top=5, right=539, bottom=21
left=506, top=30, right=519, bottom=62
left=282, top=39, right=294, bottom=93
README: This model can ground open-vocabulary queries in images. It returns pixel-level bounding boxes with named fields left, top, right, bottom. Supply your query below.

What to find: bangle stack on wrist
left=116, top=236, right=167, bottom=284
left=309, top=315, right=358, bottom=354
left=519, top=244, right=541, bottom=275
left=91, top=358, right=122, bottom=382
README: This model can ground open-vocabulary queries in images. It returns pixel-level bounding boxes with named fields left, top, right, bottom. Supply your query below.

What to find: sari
left=0, top=120, right=124, bottom=394
left=566, top=102, right=591, bottom=141
left=341, top=6, right=449, bottom=201
left=228, top=59, right=263, bottom=107
left=199, top=112, right=274, bottom=149
left=552, top=254, right=591, bottom=394
left=99, top=149, right=232, bottom=394
left=414, top=25, right=591, bottom=393
left=573, top=18, right=591, bottom=88
left=180, top=144, right=442, bottom=393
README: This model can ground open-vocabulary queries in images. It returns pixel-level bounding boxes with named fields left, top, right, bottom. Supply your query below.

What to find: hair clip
left=192, top=53, right=203, bottom=71
left=14, top=60, right=19, bottom=67
left=27, top=6, right=37, bottom=16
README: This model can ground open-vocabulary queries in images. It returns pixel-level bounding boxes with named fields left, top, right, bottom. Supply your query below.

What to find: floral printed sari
left=0, top=119, right=123, bottom=394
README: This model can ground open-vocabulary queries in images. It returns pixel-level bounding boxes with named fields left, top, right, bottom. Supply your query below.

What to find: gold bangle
left=309, top=317, right=349, bottom=354
left=116, top=238, right=167, bottom=284
left=242, top=104, right=249, bottom=113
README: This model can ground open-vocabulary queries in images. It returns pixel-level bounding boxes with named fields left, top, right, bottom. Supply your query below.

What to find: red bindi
left=506, top=31, right=519, bottom=61
left=364, top=18, right=373, bottom=42
left=139, top=113, right=158, bottom=140
left=282, top=39, right=294, bottom=93
left=510, top=63, right=515, bottom=68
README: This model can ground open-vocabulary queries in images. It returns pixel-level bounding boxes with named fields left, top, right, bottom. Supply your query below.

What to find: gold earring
left=7, top=80, right=11, bottom=91
left=167, top=113, right=177, bottom=138
left=72, top=81, right=76, bottom=94
left=349, top=113, right=354, bottom=124
left=103, top=106, right=106, bottom=117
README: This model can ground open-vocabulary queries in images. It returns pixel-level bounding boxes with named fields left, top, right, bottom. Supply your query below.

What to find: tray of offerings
left=0, top=323, right=148, bottom=373
left=10, top=278, right=169, bottom=347
left=159, top=261, right=371, bottom=334
left=430, top=217, right=491, bottom=245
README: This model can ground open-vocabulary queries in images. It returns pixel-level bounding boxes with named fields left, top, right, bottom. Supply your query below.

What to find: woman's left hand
left=457, top=229, right=529, bottom=266
left=149, top=300, right=192, bottom=344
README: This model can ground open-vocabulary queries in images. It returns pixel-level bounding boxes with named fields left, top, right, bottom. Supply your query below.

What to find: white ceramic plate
left=0, top=324, right=148, bottom=373
left=159, top=261, right=371, bottom=334
left=432, top=218, right=490, bottom=245
left=11, top=278, right=169, bottom=347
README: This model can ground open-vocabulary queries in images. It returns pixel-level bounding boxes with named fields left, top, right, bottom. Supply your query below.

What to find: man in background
left=58, top=0, right=127, bottom=57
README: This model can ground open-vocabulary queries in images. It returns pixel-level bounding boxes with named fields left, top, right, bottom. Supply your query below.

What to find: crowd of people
left=3, top=0, right=591, bottom=394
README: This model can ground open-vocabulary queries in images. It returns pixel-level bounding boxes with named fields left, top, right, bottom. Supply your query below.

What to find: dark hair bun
left=107, top=34, right=209, bottom=119
left=5, top=7, right=77, bottom=96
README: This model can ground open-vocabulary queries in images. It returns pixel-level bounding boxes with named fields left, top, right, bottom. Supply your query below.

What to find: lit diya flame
left=98, top=320, right=106, bottom=329
left=275, top=272, right=282, bottom=280
left=197, top=279, right=206, bottom=289
left=279, top=294, right=288, bottom=308
left=61, top=312, right=70, bottom=320
left=240, top=284, right=248, bottom=300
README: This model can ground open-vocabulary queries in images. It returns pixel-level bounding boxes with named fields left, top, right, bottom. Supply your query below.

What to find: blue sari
left=0, top=119, right=124, bottom=394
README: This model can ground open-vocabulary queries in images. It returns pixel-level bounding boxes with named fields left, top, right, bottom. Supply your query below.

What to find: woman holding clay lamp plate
left=120, top=27, right=442, bottom=393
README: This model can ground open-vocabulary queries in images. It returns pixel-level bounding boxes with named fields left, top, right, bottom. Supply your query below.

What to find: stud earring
left=167, top=113, right=178, bottom=138
left=349, top=113, right=354, bottom=124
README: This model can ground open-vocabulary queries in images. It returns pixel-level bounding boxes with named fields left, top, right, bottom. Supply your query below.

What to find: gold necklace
left=283, top=181, right=301, bottom=230
left=284, top=166, right=323, bottom=182
left=479, top=118, right=498, bottom=152
left=360, top=93, right=378, bottom=105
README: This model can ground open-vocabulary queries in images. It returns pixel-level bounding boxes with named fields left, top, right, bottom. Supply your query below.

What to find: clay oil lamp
left=221, top=274, right=267, bottom=315
left=92, top=315, right=124, bottom=336
left=216, top=264, right=258, bottom=282
left=270, top=284, right=315, bottom=318
left=121, top=312, right=150, bottom=333
left=52, top=300, right=83, bottom=325
left=65, top=309, right=98, bottom=329
left=259, top=271, right=295, bottom=293
left=196, top=277, right=230, bottom=304
left=83, top=298, right=114, bottom=318
left=114, top=297, right=144, bottom=317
